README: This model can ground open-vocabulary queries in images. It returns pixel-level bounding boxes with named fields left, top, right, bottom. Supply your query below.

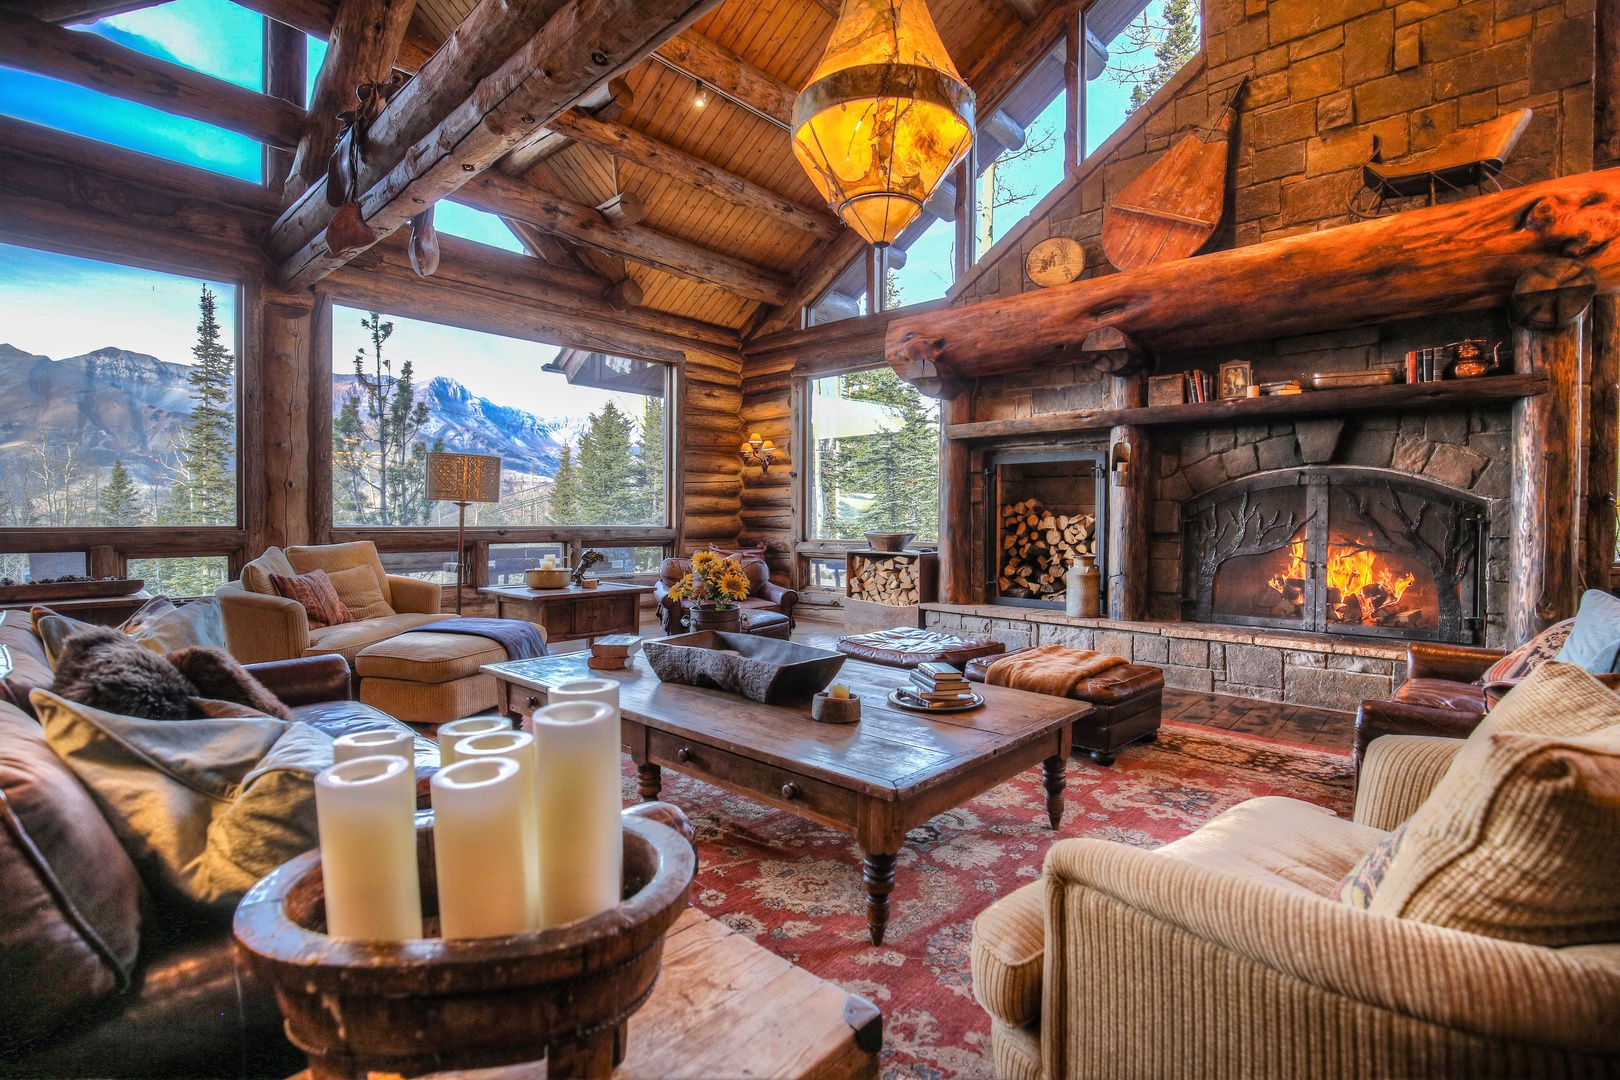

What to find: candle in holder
left=455, top=730, right=541, bottom=928
left=333, top=728, right=415, bottom=767
left=431, top=758, right=530, bottom=939
left=315, top=756, right=421, bottom=941
left=531, top=701, right=622, bottom=927
left=547, top=677, right=620, bottom=718
left=436, top=715, right=513, bottom=768
left=828, top=683, right=851, bottom=699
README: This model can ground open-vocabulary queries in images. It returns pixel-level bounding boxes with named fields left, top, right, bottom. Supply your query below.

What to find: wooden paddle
left=1101, top=78, right=1247, bottom=271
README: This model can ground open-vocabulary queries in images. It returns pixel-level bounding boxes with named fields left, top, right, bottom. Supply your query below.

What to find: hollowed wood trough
left=233, top=814, right=695, bottom=1079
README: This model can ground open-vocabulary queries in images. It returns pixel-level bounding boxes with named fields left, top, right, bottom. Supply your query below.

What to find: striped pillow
left=1478, top=618, right=1574, bottom=685
left=270, top=570, right=353, bottom=630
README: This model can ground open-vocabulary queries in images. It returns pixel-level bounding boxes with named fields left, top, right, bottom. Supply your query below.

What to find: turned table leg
left=861, top=851, right=897, bottom=946
left=1042, top=755, right=1066, bottom=829
left=636, top=762, right=662, bottom=802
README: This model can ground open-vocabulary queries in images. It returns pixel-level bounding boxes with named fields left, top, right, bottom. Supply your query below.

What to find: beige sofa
left=216, top=542, right=448, bottom=665
left=970, top=734, right=1620, bottom=1079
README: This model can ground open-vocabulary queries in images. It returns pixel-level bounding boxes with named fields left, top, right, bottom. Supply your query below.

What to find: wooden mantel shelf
left=946, top=372, right=1548, bottom=441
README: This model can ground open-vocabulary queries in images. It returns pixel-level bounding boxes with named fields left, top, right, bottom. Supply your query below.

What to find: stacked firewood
left=999, top=500, right=1095, bottom=599
left=849, top=555, right=921, bottom=606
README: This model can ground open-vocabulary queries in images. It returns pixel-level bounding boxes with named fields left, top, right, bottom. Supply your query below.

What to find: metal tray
left=1308, top=367, right=1397, bottom=390
left=887, top=688, right=985, bottom=713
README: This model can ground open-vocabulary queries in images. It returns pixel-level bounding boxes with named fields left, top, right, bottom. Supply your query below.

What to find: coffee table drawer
left=646, top=729, right=858, bottom=825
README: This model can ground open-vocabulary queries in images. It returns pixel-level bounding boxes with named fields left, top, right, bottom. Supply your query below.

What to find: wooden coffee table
left=479, top=581, right=655, bottom=645
left=487, top=652, right=1087, bottom=944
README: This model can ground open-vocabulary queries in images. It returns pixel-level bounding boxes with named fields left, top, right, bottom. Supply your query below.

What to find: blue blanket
left=413, top=618, right=549, bottom=661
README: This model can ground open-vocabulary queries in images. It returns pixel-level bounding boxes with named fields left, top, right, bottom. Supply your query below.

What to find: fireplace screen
left=988, top=449, right=1106, bottom=608
left=1185, top=469, right=1485, bottom=642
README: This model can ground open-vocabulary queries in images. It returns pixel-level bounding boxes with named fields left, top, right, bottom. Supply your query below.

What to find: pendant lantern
left=791, top=0, right=975, bottom=247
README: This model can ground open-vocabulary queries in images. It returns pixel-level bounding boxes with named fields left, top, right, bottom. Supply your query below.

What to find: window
left=329, top=308, right=669, bottom=528
left=885, top=215, right=954, bottom=308
left=804, top=556, right=847, bottom=591
left=488, top=542, right=568, bottom=586
left=0, top=552, right=87, bottom=583
left=807, top=368, right=940, bottom=541
left=589, top=546, right=666, bottom=576
left=0, top=243, right=240, bottom=528
left=1087, top=0, right=1201, bottom=156
left=378, top=550, right=456, bottom=585
left=127, top=555, right=229, bottom=596
left=976, top=57, right=1067, bottom=254
left=0, top=0, right=265, bottom=180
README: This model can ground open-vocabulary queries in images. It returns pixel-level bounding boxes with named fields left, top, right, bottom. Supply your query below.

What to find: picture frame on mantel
left=1148, top=374, right=1186, bottom=407
left=1218, top=360, right=1253, bottom=400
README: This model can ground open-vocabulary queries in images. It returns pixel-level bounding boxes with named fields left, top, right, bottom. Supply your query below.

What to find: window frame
left=0, top=243, right=255, bottom=587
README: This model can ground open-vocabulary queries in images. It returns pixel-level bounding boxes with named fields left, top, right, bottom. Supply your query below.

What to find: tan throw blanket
left=986, top=645, right=1126, bottom=698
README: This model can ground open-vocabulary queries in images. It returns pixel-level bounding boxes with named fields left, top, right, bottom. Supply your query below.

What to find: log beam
left=885, top=170, right=1620, bottom=383
left=285, top=0, right=416, bottom=200
left=749, top=231, right=869, bottom=338
left=938, top=393, right=975, bottom=605
left=500, top=76, right=633, bottom=173
left=263, top=17, right=307, bottom=187
left=0, top=9, right=305, bottom=148
left=265, top=0, right=723, bottom=290
left=543, top=107, right=843, bottom=239
left=456, top=172, right=791, bottom=304
left=1586, top=295, right=1618, bottom=591
left=653, top=30, right=794, bottom=126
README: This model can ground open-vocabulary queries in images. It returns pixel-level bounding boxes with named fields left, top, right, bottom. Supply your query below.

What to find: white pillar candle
left=531, top=701, right=622, bottom=927
left=454, top=730, right=541, bottom=929
left=431, top=758, right=530, bottom=940
left=333, top=728, right=415, bottom=766
left=437, top=715, right=513, bottom=767
left=548, top=678, right=621, bottom=718
left=315, top=756, right=422, bottom=941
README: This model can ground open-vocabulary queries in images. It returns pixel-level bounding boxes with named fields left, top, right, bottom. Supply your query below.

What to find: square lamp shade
left=426, top=452, right=502, bottom=503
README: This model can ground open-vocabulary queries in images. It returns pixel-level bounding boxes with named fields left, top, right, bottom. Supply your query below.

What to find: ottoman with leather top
left=739, top=610, right=792, bottom=639
left=356, top=630, right=518, bottom=725
left=964, top=650, right=1163, bottom=766
left=837, top=627, right=1007, bottom=668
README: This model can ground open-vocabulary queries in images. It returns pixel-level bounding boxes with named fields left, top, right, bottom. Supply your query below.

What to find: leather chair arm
left=1353, top=698, right=1484, bottom=771
left=387, top=575, right=443, bottom=615
left=1406, top=642, right=1505, bottom=683
left=244, top=655, right=353, bottom=707
left=758, top=581, right=795, bottom=605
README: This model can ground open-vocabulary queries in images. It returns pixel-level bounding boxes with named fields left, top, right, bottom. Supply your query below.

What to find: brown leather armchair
left=1352, top=642, right=1504, bottom=774
left=654, top=555, right=798, bottom=633
left=0, top=613, right=438, bottom=1077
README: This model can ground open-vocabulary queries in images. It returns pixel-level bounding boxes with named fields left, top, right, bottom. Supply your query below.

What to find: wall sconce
left=740, top=431, right=778, bottom=471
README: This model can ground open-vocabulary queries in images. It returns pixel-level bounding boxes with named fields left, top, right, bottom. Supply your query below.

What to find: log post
left=1587, top=295, right=1619, bottom=592
left=938, top=392, right=975, bottom=605
left=1510, top=263, right=1592, bottom=642
left=263, top=18, right=307, bottom=189
left=261, top=287, right=319, bottom=549
left=1106, top=374, right=1149, bottom=620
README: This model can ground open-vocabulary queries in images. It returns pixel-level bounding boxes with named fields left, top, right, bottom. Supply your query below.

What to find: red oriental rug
left=621, top=721, right=1354, bottom=1080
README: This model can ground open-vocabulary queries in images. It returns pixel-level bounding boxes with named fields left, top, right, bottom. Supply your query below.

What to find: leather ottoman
left=356, top=630, right=511, bottom=725
left=964, top=651, right=1164, bottom=766
left=740, top=610, right=792, bottom=639
left=837, top=627, right=1007, bottom=668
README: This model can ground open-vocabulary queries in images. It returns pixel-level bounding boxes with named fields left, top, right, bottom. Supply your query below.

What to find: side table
left=479, top=581, right=655, bottom=646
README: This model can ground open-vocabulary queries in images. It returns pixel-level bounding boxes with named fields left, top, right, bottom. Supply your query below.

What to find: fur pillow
left=167, top=646, right=293, bottom=721
left=50, top=627, right=198, bottom=721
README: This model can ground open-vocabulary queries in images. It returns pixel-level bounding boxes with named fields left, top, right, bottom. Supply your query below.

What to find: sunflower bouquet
left=668, top=550, right=752, bottom=608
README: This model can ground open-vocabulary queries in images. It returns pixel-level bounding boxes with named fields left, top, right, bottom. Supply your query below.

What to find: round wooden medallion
left=1025, top=237, right=1086, bottom=287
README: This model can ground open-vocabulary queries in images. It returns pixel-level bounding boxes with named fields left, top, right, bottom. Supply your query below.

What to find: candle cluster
left=315, top=680, right=625, bottom=942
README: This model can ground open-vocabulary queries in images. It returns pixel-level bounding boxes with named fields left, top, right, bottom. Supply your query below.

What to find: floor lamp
left=426, top=451, right=502, bottom=614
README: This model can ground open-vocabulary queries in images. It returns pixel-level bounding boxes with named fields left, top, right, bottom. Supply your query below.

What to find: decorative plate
left=887, top=688, right=985, bottom=713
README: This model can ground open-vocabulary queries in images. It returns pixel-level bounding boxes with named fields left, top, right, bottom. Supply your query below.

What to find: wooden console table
left=479, top=581, right=655, bottom=645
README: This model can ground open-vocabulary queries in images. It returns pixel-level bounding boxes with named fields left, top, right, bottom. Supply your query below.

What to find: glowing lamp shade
left=792, top=0, right=975, bottom=247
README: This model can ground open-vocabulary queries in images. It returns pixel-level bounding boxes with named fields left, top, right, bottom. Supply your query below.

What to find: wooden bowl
left=811, top=692, right=861, bottom=724
left=863, top=531, right=915, bottom=552
left=525, top=567, right=570, bottom=589
left=233, top=815, right=694, bottom=1080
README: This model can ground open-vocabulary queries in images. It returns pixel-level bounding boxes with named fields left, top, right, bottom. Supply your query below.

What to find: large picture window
left=808, top=368, right=940, bottom=542
left=329, top=307, right=669, bottom=530
left=0, top=243, right=240, bottom=530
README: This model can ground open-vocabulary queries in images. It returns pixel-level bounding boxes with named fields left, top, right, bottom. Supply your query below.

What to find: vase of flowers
left=669, top=551, right=752, bottom=633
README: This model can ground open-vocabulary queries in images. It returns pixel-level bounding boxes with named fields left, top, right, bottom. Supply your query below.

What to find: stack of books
left=588, top=634, right=641, bottom=670
left=905, top=662, right=975, bottom=705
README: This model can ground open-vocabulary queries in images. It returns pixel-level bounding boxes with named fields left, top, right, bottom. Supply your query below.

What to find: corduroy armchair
left=969, top=735, right=1620, bottom=1080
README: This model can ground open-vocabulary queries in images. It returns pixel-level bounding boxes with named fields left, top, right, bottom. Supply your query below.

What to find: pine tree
left=168, top=286, right=237, bottom=525
left=574, top=401, right=639, bottom=524
left=549, top=444, right=581, bottom=524
left=818, top=369, right=941, bottom=539
left=335, top=312, right=435, bottom=525
left=1126, top=0, right=1200, bottom=113
left=99, top=460, right=142, bottom=526
left=630, top=396, right=666, bottom=526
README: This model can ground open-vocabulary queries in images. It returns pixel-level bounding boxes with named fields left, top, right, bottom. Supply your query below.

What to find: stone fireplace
left=987, top=447, right=1106, bottom=608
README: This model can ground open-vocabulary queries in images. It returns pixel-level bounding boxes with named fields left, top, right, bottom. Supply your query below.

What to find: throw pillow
left=1478, top=618, right=1574, bottom=685
left=1359, top=662, right=1620, bottom=944
left=271, top=569, right=354, bottom=631
left=1336, top=824, right=1405, bottom=909
left=1553, top=590, right=1620, bottom=673
left=286, top=542, right=393, bottom=608
left=325, top=564, right=394, bottom=621
left=50, top=626, right=198, bottom=721
left=30, top=605, right=99, bottom=667
left=123, top=596, right=227, bottom=654
left=32, top=689, right=333, bottom=911
left=167, top=645, right=293, bottom=721
left=241, top=546, right=297, bottom=596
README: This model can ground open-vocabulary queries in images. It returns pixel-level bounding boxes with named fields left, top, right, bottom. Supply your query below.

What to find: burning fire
left=1268, top=540, right=1417, bottom=625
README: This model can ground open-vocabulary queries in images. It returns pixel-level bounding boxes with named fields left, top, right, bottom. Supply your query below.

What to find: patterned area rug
left=623, top=721, right=1354, bottom=1080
